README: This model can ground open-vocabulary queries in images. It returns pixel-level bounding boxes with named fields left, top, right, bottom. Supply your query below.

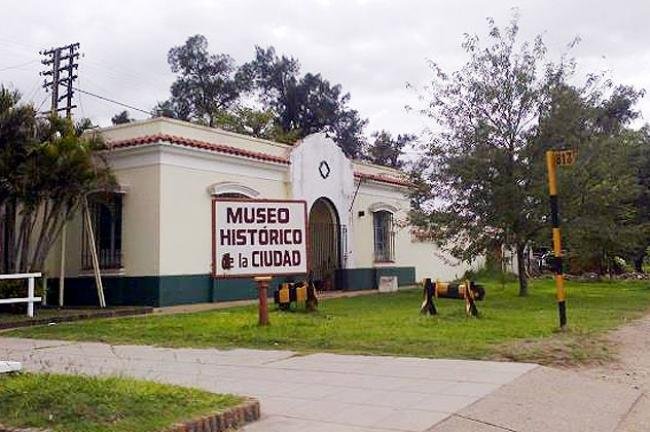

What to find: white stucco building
left=46, top=118, right=476, bottom=306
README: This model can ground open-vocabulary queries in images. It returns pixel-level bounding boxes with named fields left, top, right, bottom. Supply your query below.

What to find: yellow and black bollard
left=420, top=278, right=438, bottom=315
left=546, top=150, right=571, bottom=330
left=463, top=279, right=479, bottom=318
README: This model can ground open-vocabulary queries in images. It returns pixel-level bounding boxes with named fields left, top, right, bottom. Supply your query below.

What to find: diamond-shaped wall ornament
left=319, top=161, right=331, bottom=179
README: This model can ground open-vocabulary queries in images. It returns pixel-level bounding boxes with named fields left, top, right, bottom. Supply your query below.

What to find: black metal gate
left=309, top=222, right=346, bottom=290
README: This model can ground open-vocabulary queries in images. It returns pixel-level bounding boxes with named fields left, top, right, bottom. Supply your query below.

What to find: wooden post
left=82, top=197, right=106, bottom=308
left=59, top=223, right=66, bottom=307
left=254, top=276, right=272, bottom=326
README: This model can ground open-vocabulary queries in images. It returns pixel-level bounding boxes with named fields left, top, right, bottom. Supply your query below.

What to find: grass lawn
left=7, top=278, right=650, bottom=365
left=0, top=372, right=242, bottom=432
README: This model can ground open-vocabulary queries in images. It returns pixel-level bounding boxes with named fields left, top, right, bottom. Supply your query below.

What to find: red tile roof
left=106, top=134, right=290, bottom=165
left=106, top=134, right=411, bottom=187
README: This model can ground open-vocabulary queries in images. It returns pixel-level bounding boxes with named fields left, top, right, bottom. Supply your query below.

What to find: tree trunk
left=4, top=199, right=17, bottom=273
left=634, top=253, right=645, bottom=273
left=0, top=203, right=5, bottom=273
left=516, top=243, right=528, bottom=296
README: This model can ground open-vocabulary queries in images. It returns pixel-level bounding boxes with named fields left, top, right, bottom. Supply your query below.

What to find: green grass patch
left=8, top=279, right=650, bottom=364
left=0, top=372, right=242, bottom=432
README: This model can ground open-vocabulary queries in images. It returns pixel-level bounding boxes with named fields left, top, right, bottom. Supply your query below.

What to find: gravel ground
left=577, top=314, right=650, bottom=431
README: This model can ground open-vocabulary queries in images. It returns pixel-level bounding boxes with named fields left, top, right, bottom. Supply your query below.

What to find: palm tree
left=0, top=86, right=113, bottom=274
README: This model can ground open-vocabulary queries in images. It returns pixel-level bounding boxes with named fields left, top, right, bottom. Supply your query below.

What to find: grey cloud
left=1, top=0, right=648, bottom=133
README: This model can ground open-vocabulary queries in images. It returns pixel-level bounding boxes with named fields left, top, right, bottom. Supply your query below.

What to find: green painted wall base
left=336, top=267, right=415, bottom=291
left=48, top=266, right=415, bottom=307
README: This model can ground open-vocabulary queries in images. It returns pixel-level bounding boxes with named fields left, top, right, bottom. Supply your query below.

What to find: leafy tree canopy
left=155, top=35, right=244, bottom=127
left=155, top=37, right=369, bottom=158
left=0, top=87, right=113, bottom=273
left=411, top=13, right=647, bottom=295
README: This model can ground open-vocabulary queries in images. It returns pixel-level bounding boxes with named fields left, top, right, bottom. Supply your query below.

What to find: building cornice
left=354, top=172, right=412, bottom=188
left=106, top=134, right=411, bottom=188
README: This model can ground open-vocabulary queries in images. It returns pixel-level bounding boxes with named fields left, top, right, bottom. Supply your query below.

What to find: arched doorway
left=309, top=198, right=342, bottom=291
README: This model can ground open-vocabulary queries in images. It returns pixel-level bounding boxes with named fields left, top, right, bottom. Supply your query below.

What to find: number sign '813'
left=555, top=150, right=577, bottom=166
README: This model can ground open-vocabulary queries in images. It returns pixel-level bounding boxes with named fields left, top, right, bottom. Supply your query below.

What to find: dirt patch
left=572, top=315, right=650, bottom=431
left=491, top=331, right=615, bottom=368
left=487, top=317, right=650, bottom=430
left=576, top=316, right=650, bottom=391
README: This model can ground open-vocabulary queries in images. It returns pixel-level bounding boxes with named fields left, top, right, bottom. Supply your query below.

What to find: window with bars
left=373, top=210, right=395, bottom=262
left=82, top=192, right=123, bottom=270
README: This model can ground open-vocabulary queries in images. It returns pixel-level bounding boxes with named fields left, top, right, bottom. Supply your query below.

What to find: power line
left=0, top=59, right=39, bottom=72
left=72, top=86, right=155, bottom=116
left=36, top=93, right=49, bottom=113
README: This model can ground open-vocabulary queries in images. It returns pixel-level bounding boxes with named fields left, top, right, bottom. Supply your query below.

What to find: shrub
left=462, top=266, right=518, bottom=284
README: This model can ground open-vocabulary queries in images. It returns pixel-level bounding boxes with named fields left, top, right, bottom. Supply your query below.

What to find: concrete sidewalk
left=430, top=366, right=641, bottom=432
left=0, top=337, right=642, bottom=431
left=1, top=337, right=534, bottom=431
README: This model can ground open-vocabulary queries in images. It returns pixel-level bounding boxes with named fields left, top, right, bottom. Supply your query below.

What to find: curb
left=0, top=307, right=153, bottom=331
left=0, top=398, right=260, bottom=432
left=169, top=398, right=261, bottom=432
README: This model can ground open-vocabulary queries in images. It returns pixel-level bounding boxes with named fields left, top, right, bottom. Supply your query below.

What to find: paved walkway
left=0, top=337, right=535, bottom=432
left=2, top=337, right=642, bottom=431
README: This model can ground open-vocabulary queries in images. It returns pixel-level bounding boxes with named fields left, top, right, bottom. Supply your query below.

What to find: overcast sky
left=1, top=0, right=649, bottom=143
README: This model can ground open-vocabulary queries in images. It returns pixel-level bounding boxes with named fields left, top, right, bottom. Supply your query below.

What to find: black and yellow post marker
left=464, top=280, right=479, bottom=318
left=545, top=149, right=576, bottom=330
left=420, top=278, right=438, bottom=315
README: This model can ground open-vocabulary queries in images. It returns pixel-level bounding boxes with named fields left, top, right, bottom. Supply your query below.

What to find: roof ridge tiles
left=106, top=134, right=410, bottom=187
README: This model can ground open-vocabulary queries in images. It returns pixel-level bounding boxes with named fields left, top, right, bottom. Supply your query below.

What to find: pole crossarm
left=40, top=42, right=80, bottom=118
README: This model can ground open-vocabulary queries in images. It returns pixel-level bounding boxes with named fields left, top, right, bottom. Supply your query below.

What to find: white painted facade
left=46, top=118, right=479, bottom=305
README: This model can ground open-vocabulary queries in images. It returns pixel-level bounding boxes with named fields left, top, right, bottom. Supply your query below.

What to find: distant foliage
left=155, top=36, right=370, bottom=158
left=367, top=130, right=415, bottom=169
left=111, top=110, right=133, bottom=125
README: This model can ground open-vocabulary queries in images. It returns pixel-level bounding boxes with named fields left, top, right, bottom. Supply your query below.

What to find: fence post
left=27, top=275, right=35, bottom=318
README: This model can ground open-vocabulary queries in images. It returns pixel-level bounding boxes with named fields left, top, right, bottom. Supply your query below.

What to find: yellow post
left=546, top=150, right=567, bottom=329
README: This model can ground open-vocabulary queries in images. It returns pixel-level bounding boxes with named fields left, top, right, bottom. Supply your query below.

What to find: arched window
left=373, top=210, right=395, bottom=262
left=207, top=182, right=260, bottom=198
left=83, top=192, right=123, bottom=270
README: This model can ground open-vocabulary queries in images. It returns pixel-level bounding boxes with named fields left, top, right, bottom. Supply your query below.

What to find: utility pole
left=40, top=42, right=80, bottom=118
left=40, top=43, right=80, bottom=307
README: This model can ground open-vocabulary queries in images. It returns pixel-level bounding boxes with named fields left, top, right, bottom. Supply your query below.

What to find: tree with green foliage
left=413, top=14, right=648, bottom=294
left=367, top=130, right=414, bottom=168
left=0, top=87, right=112, bottom=273
left=629, top=127, right=650, bottom=272
left=0, top=87, right=35, bottom=273
left=532, top=83, right=645, bottom=274
left=240, top=46, right=368, bottom=157
left=214, top=107, right=301, bottom=143
left=155, top=35, right=244, bottom=127
left=111, top=110, right=133, bottom=125
left=412, top=16, right=575, bottom=295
